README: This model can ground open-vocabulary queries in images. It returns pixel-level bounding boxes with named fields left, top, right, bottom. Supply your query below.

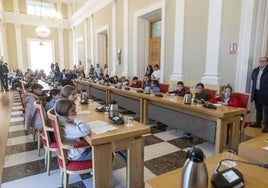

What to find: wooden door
left=149, top=18, right=161, bottom=67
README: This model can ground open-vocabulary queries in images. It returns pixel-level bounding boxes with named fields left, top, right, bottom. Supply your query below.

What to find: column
left=110, top=0, right=117, bottom=76
left=0, top=23, right=8, bottom=62
left=170, top=0, right=186, bottom=81
left=90, top=15, right=94, bottom=67
left=122, top=0, right=129, bottom=76
left=68, top=27, right=75, bottom=69
left=235, top=0, right=268, bottom=92
left=13, top=0, right=19, bottom=13
left=201, top=0, right=222, bottom=85
left=57, top=28, right=64, bottom=70
left=14, top=23, right=24, bottom=70
left=84, top=19, right=89, bottom=73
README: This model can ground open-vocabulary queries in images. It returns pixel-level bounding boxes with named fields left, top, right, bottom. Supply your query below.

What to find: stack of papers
left=88, top=120, right=118, bottom=134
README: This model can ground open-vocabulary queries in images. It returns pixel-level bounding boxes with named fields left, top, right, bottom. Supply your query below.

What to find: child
left=130, top=76, right=141, bottom=88
left=45, top=88, right=61, bottom=111
left=55, top=99, right=92, bottom=161
left=193, top=83, right=209, bottom=102
left=210, top=84, right=239, bottom=107
left=168, top=81, right=187, bottom=96
left=151, top=80, right=160, bottom=93
left=23, top=83, right=43, bottom=131
left=60, top=85, right=77, bottom=101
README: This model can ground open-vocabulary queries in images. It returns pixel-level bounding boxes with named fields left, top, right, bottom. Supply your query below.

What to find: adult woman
left=210, top=84, right=239, bottom=107
left=144, top=65, right=153, bottom=77
left=55, top=99, right=92, bottom=161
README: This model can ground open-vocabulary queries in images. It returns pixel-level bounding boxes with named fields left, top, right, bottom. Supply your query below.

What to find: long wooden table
left=146, top=153, right=268, bottom=188
left=76, top=80, right=247, bottom=154
left=76, top=103, right=150, bottom=188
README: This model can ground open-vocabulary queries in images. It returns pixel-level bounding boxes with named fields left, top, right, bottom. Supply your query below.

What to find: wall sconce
left=117, top=49, right=122, bottom=65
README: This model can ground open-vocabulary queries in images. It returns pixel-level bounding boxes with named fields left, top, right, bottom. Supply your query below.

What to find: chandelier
left=36, top=0, right=50, bottom=38
left=45, top=0, right=63, bottom=26
left=36, top=24, right=51, bottom=38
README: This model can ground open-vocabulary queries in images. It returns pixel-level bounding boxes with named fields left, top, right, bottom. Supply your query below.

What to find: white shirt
left=151, top=70, right=161, bottom=81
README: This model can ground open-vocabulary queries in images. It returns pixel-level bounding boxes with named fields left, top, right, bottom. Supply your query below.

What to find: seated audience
left=60, top=85, right=77, bottom=102
left=141, top=75, right=151, bottom=90
left=130, top=76, right=141, bottom=88
left=55, top=99, right=92, bottom=161
left=120, top=76, right=129, bottom=87
left=210, top=84, right=239, bottom=107
left=151, top=80, right=160, bottom=93
left=23, top=83, right=44, bottom=131
left=168, top=81, right=187, bottom=96
left=45, top=88, right=61, bottom=111
left=192, top=82, right=209, bottom=102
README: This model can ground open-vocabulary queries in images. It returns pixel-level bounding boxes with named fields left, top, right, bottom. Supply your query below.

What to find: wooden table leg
left=127, top=137, right=145, bottom=188
left=215, top=119, right=228, bottom=154
left=230, top=115, right=241, bottom=151
left=93, top=143, right=113, bottom=188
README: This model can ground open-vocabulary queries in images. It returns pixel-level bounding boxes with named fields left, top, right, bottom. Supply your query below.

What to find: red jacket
left=210, top=96, right=240, bottom=107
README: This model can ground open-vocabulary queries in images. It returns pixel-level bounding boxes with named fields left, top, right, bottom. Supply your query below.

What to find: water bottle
left=181, top=147, right=208, bottom=188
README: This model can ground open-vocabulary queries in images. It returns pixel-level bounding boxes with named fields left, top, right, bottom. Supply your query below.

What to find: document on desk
left=87, top=120, right=118, bottom=134
left=77, top=110, right=92, bottom=115
left=262, top=146, right=268, bottom=151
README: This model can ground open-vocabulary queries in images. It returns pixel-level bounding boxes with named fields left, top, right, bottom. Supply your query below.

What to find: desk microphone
left=211, top=159, right=268, bottom=188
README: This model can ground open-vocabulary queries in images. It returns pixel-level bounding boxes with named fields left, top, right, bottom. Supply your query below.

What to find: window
left=27, top=0, right=50, bottom=16
left=151, top=20, right=162, bottom=38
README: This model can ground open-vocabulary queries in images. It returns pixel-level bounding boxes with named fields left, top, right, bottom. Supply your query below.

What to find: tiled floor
left=2, top=92, right=216, bottom=188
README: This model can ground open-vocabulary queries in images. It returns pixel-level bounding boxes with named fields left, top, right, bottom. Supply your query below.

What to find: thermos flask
left=181, top=147, right=208, bottom=188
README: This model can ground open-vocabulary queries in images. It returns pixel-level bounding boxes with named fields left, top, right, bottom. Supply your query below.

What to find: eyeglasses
left=259, top=60, right=268, bottom=63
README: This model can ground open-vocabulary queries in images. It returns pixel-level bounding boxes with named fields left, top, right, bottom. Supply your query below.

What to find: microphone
left=214, top=159, right=268, bottom=173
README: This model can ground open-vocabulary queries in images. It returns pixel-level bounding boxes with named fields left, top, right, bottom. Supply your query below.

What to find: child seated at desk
left=192, top=82, right=209, bottom=102
left=55, top=99, right=92, bottom=161
left=210, top=84, right=239, bottom=107
left=168, top=81, right=187, bottom=96
left=151, top=80, right=160, bottom=93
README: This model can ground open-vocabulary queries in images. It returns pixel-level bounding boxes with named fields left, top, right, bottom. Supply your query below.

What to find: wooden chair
left=204, top=88, right=217, bottom=100
left=34, top=101, right=57, bottom=175
left=47, top=109, right=92, bottom=188
left=159, top=83, right=169, bottom=93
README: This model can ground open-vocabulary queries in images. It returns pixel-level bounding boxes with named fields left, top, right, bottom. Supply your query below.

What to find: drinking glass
left=222, top=149, right=237, bottom=168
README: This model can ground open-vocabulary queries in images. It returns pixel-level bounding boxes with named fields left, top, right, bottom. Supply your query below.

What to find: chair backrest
left=232, top=92, right=250, bottom=109
left=34, top=101, right=51, bottom=145
left=47, top=109, right=68, bottom=167
left=204, top=88, right=217, bottom=100
left=159, top=83, right=169, bottom=93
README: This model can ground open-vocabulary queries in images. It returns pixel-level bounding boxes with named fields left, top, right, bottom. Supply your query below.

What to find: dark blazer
left=251, top=66, right=268, bottom=104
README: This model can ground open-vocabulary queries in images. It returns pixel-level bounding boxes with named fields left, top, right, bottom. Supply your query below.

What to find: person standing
left=94, top=63, right=102, bottom=77
left=0, top=60, right=9, bottom=91
left=250, top=56, right=268, bottom=133
left=151, top=64, right=161, bottom=81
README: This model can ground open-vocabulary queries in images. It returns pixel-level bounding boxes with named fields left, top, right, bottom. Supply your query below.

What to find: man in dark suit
left=250, top=56, right=268, bottom=133
left=0, top=59, right=9, bottom=91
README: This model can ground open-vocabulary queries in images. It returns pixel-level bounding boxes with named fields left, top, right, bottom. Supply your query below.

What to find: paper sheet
left=87, top=120, right=118, bottom=134
left=262, top=146, right=268, bottom=151
left=77, top=110, right=92, bottom=115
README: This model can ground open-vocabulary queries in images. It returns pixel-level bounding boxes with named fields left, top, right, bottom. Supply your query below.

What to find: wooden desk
left=76, top=81, right=247, bottom=154
left=76, top=103, right=150, bottom=188
left=143, top=94, right=247, bottom=154
left=238, top=133, right=268, bottom=163
left=147, top=154, right=268, bottom=188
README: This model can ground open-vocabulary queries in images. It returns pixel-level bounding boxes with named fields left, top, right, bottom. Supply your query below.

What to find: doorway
left=149, top=17, right=161, bottom=67
left=97, top=32, right=108, bottom=69
left=28, top=39, right=54, bottom=75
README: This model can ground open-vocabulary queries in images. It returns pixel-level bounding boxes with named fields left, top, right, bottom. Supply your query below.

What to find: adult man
left=151, top=64, right=161, bottom=81
left=250, top=56, right=268, bottom=133
left=0, top=59, right=9, bottom=91
left=94, top=63, right=102, bottom=77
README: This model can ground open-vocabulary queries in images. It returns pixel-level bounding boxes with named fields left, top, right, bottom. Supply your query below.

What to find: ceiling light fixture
left=45, top=0, right=63, bottom=26
left=36, top=0, right=51, bottom=38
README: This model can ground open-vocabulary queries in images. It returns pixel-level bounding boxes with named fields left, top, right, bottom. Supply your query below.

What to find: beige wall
left=6, top=24, right=17, bottom=69
left=116, top=0, right=124, bottom=74
left=183, top=0, right=209, bottom=83
left=218, top=0, right=242, bottom=86
left=2, top=0, right=13, bottom=12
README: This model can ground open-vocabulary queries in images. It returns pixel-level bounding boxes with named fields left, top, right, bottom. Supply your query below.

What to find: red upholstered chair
left=159, top=83, right=169, bottom=93
left=47, top=109, right=92, bottom=188
left=34, top=101, right=57, bottom=175
left=204, top=88, right=217, bottom=100
left=232, top=92, right=250, bottom=141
